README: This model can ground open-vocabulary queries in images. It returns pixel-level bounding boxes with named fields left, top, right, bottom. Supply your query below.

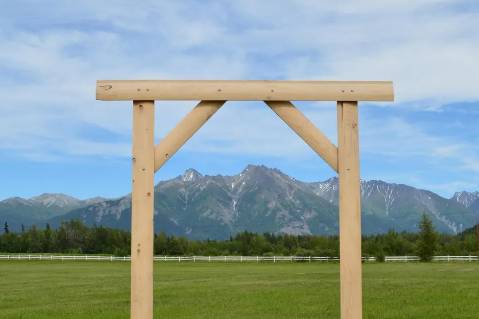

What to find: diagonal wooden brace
left=265, top=101, right=338, bottom=172
left=154, top=100, right=225, bottom=171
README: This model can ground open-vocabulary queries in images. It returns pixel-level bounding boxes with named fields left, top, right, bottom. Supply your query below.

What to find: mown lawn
left=0, top=261, right=478, bottom=318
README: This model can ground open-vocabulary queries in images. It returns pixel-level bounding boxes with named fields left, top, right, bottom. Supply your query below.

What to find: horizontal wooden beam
left=266, top=101, right=338, bottom=172
left=97, top=80, right=394, bottom=102
left=154, top=100, right=225, bottom=172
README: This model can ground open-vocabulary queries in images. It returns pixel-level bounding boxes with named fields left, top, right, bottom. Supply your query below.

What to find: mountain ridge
left=452, top=191, right=479, bottom=214
left=2, top=165, right=478, bottom=238
left=0, top=193, right=107, bottom=231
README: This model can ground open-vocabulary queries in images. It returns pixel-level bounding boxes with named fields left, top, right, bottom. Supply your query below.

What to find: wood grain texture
left=266, top=101, right=338, bottom=172
left=96, top=76, right=396, bottom=319
left=97, top=80, right=394, bottom=101
left=337, top=101, right=362, bottom=319
left=131, top=100, right=155, bottom=319
left=154, top=100, right=225, bottom=171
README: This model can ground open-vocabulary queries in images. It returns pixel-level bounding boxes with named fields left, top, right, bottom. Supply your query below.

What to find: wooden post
left=131, top=100, right=155, bottom=319
left=95, top=80, right=394, bottom=319
left=337, top=101, right=362, bottom=319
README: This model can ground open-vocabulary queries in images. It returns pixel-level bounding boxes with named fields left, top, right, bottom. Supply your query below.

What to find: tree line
left=1, top=215, right=478, bottom=262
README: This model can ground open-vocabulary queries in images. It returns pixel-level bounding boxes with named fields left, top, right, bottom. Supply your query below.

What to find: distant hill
left=0, top=194, right=105, bottom=232
left=311, top=177, right=476, bottom=234
left=2, top=165, right=478, bottom=238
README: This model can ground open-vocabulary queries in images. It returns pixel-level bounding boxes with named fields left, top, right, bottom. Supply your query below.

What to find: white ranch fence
left=0, top=254, right=477, bottom=262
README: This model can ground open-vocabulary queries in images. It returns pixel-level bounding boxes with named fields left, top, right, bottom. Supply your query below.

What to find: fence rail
left=0, top=254, right=477, bottom=262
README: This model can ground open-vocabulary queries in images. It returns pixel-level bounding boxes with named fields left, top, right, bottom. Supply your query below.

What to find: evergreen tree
left=27, top=225, right=42, bottom=252
left=3, top=222, right=8, bottom=234
left=43, top=223, right=53, bottom=252
left=154, top=232, right=168, bottom=255
left=0, top=218, right=478, bottom=256
left=417, top=213, right=437, bottom=262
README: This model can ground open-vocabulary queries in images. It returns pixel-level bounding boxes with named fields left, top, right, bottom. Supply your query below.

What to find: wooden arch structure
left=96, top=80, right=394, bottom=319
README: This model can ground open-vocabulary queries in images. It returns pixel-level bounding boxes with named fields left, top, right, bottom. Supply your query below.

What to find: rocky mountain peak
left=451, top=191, right=479, bottom=208
left=233, top=165, right=297, bottom=193
left=241, top=164, right=269, bottom=175
left=2, top=165, right=478, bottom=237
left=240, top=164, right=291, bottom=180
left=181, top=168, right=202, bottom=182
left=30, top=193, right=81, bottom=208
left=84, top=197, right=108, bottom=205
left=2, top=196, right=33, bottom=206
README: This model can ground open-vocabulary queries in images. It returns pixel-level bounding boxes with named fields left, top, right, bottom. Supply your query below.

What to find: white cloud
left=362, top=114, right=478, bottom=158
left=0, top=0, right=478, bottom=193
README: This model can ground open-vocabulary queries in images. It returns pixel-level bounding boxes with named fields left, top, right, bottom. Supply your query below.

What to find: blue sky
left=0, top=0, right=478, bottom=200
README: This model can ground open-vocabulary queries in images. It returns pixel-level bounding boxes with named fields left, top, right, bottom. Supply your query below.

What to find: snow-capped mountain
left=44, top=165, right=479, bottom=238
left=451, top=191, right=479, bottom=213
left=0, top=194, right=106, bottom=231
left=2, top=165, right=478, bottom=237
left=311, top=178, right=477, bottom=234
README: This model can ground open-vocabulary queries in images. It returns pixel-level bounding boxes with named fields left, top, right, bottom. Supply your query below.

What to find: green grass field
left=0, top=261, right=478, bottom=318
